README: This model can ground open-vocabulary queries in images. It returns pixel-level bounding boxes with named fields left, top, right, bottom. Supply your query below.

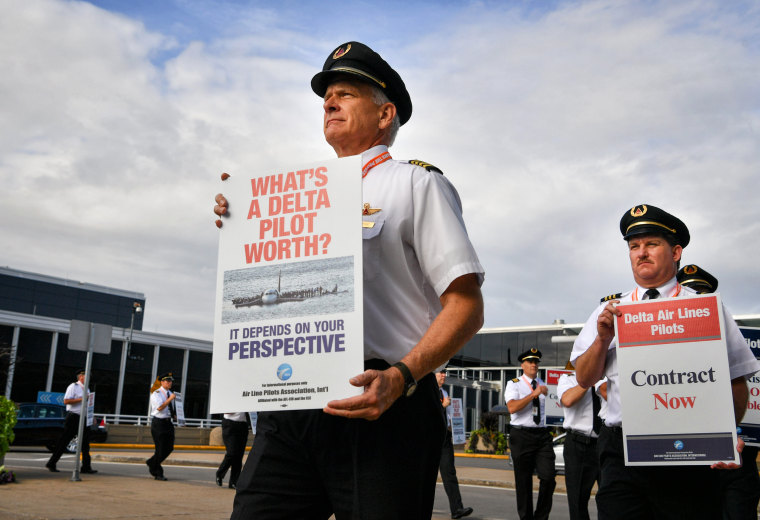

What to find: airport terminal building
left=2, top=266, right=758, bottom=430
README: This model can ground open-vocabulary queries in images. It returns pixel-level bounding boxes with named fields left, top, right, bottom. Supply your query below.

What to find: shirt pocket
left=362, top=217, right=384, bottom=281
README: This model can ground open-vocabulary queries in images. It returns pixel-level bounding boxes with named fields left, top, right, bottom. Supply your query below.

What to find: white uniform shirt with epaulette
left=557, top=373, right=606, bottom=437
left=359, top=145, right=484, bottom=363
left=570, top=277, right=760, bottom=427
left=505, top=375, right=547, bottom=427
left=64, top=381, right=87, bottom=414
left=150, top=388, right=173, bottom=419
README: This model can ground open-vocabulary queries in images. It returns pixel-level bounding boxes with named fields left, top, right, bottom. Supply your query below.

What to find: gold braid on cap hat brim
left=329, top=66, right=386, bottom=88
left=625, top=221, right=677, bottom=235
left=680, top=278, right=714, bottom=289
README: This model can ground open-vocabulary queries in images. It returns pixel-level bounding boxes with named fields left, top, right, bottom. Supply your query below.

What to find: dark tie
left=531, top=380, right=540, bottom=425
left=645, top=288, right=660, bottom=299
left=591, top=387, right=602, bottom=435
left=168, top=391, right=176, bottom=418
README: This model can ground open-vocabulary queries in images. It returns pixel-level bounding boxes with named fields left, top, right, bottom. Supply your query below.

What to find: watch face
left=406, top=383, right=417, bottom=397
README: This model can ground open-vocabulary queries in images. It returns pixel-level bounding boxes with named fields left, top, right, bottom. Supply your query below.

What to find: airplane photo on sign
left=232, top=269, right=341, bottom=307
left=221, top=256, right=355, bottom=325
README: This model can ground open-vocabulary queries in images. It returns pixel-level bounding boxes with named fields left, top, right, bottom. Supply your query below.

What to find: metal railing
left=100, top=413, right=221, bottom=428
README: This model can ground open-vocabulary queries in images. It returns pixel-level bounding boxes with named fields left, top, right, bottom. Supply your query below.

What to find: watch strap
left=392, top=361, right=416, bottom=397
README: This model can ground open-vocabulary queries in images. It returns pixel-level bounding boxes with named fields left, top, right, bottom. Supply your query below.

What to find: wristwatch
left=392, top=361, right=417, bottom=397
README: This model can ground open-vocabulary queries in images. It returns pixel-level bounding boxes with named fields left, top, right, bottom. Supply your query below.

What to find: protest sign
left=451, top=398, right=466, bottom=445
left=174, top=392, right=186, bottom=426
left=615, top=294, right=738, bottom=465
left=210, top=156, right=364, bottom=413
left=86, top=392, right=95, bottom=427
left=545, top=369, right=573, bottom=426
left=738, top=327, right=760, bottom=446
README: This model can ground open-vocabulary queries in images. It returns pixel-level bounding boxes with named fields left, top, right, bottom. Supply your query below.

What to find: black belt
left=601, top=423, right=623, bottom=434
left=153, top=417, right=172, bottom=422
left=566, top=429, right=598, bottom=444
left=511, top=425, right=550, bottom=432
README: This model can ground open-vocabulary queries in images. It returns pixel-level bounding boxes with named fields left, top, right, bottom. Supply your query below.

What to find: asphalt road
left=4, top=449, right=587, bottom=519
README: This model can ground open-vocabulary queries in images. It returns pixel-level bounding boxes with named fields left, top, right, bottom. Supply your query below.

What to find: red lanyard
left=361, top=151, right=392, bottom=178
left=632, top=284, right=682, bottom=301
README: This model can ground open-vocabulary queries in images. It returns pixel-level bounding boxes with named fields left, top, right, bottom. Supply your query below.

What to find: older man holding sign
left=571, top=204, right=759, bottom=519
left=214, top=41, right=484, bottom=519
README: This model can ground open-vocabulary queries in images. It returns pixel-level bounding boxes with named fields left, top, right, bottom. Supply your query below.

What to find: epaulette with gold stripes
left=600, top=293, right=622, bottom=304
left=511, top=377, right=520, bottom=383
left=408, top=159, right=443, bottom=174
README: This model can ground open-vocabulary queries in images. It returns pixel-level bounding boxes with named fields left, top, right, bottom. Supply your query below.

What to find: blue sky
left=2, top=0, right=759, bottom=339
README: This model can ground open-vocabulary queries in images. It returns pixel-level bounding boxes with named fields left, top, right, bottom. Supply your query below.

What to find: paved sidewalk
left=0, top=447, right=566, bottom=520
left=88, top=447, right=567, bottom=491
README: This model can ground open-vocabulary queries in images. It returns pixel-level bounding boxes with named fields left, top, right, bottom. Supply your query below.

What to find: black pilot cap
left=619, top=204, right=690, bottom=247
left=311, top=41, right=413, bottom=126
left=677, top=264, right=718, bottom=293
left=517, top=348, right=542, bottom=363
left=160, top=373, right=174, bottom=382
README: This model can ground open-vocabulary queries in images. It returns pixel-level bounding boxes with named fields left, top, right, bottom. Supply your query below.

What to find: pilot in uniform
left=505, top=348, right=556, bottom=520
left=146, top=372, right=176, bottom=481
left=677, top=264, right=760, bottom=519
left=216, top=412, right=249, bottom=489
left=557, top=366, right=604, bottom=520
left=226, top=41, right=485, bottom=520
left=46, top=369, right=97, bottom=473
left=571, top=204, right=760, bottom=519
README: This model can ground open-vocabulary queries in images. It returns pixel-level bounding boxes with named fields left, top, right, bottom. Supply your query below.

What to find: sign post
left=67, top=320, right=112, bottom=481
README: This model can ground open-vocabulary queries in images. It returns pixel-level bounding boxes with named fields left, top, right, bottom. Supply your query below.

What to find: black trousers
left=596, top=424, right=720, bottom=519
left=47, top=412, right=92, bottom=469
left=509, top=426, right=556, bottom=520
left=147, top=418, right=174, bottom=477
left=563, top=431, right=599, bottom=520
left=217, top=418, right=250, bottom=486
left=719, top=445, right=760, bottom=519
left=231, top=372, right=445, bottom=520
left=440, top=428, right=464, bottom=515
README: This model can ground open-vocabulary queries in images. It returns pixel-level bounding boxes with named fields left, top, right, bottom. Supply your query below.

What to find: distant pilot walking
left=216, top=412, right=250, bottom=489
left=505, top=348, right=556, bottom=520
left=46, top=369, right=97, bottom=474
left=146, top=373, right=176, bottom=481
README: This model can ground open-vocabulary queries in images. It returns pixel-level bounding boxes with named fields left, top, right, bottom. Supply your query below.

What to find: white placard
left=451, top=398, right=466, bottom=445
left=210, top=156, right=364, bottom=413
left=738, top=327, right=760, bottom=446
left=173, top=392, right=185, bottom=426
left=545, top=369, right=573, bottom=426
left=615, top=294, right=738, bottom=465
left=86, top=392, right=95, bottom=427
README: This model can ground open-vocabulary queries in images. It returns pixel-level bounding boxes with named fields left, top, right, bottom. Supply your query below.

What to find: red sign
left=617, top=296, right=721, bottom=348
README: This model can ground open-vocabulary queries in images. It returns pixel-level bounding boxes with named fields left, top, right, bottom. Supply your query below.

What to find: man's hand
left=442, top=396, right=451, bottom=408
left=597, top=301, right=621, bottom=345
left=536, top=385, right=548, bottom=397
left=214, top=173, right=231, bottom=228
left=323, top=367, right=405, bottom=421
left=711, top=437, right=744, bottom=470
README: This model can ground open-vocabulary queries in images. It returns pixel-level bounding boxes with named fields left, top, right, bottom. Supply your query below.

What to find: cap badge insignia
left=362, top=203, right=381, bottom=215
left=684, top=265, right=698, bottom=275
left=530, top=348, right=537, bottom=353
left=631, top=205, right=648, bottom=217
left=333, top=44, right=351, bottom=60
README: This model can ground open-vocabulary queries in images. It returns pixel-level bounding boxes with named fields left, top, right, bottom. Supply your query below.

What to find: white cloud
left=1, top=0, right=758, bottom=340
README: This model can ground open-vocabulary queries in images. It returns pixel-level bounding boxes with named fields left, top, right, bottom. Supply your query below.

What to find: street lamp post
left=126, top=302, right=142, bottom=359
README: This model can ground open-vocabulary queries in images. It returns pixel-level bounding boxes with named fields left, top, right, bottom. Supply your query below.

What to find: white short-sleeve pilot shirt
left=359, top=145, right=484, bottom=363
